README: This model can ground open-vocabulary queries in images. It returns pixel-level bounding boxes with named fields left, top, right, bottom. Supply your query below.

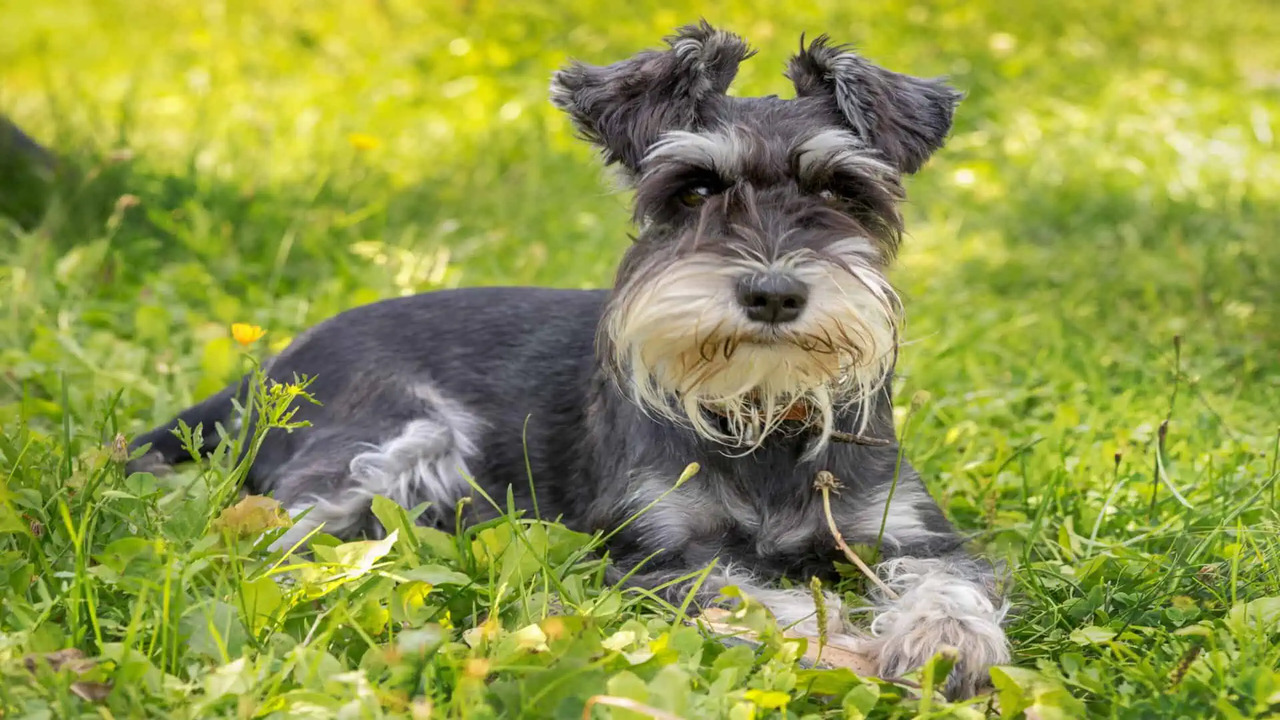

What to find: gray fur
left=128, top=23, right=1008, bottom=699
left=0, top=116, right=56, bottom=171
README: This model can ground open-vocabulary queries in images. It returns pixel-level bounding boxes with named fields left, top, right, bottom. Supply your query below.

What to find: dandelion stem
left=814, top=470, right=899, bottom=601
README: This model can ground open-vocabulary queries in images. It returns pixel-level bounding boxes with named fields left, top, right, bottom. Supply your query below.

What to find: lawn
left=2, top=0, right=1279, bottom=717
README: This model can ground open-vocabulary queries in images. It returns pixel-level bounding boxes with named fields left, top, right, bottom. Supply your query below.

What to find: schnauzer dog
left=129, top=23, right=1010, bottom=697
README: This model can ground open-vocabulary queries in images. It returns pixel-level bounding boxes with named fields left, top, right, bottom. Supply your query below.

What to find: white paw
left=862, top=560, right=1010, bottom=698
left=861, top=611, right=1007, bottom=698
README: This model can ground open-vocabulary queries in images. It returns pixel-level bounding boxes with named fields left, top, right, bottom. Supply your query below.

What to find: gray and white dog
left=129, top=22, right=1010, bottom=697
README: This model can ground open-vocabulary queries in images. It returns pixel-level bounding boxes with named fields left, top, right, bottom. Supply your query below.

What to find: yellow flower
left=231, top=323, right=266, bottom=346
left=347, top=132, right=381, bottom=151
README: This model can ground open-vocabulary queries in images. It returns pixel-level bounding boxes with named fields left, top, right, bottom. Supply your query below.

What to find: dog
left=128, top=22, right=1010, bottom=698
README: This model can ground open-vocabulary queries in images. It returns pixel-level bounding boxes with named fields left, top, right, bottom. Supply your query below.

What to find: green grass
left=3, top=0, right=1280, bottom=717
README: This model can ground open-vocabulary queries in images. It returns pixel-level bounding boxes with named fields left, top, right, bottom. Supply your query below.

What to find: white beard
left=605, top=238, right=900, bottom=457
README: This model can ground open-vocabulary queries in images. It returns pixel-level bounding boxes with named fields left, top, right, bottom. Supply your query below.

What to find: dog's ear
left=551, top=21, right=755, bottom=173
left=787, top=35, right=962, bottom=174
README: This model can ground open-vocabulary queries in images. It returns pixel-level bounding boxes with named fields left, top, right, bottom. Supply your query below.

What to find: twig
left=830, top=430, right=893, bottom=447
left=814, top=470, right=899, bottom=600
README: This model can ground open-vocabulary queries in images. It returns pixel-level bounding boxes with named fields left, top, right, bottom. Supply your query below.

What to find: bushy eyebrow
left=638, top=127, right=898, bottom=190
left=642, top=130, right=754, bottom=177
left=792, top=129, right=895, bottom=182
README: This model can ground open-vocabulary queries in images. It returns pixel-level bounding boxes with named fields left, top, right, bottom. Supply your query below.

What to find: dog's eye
left=678, top=185, right=715, bottom=207
left=818, top=188, right=838, bottom=203
left=674, top=175, right=728, bottom=208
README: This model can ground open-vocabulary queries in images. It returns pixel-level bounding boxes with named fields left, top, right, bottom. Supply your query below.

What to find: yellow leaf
left=231, top=322, right=266, bottom=346
left=212, top=495, right=292, bottom=538
left=744, top=689, right=791, bottom=709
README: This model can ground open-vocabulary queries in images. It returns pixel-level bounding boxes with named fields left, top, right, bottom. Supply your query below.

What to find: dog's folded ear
left=551, top=21, right=754, bottom=173
left=787, top=35, right=963, bottom=174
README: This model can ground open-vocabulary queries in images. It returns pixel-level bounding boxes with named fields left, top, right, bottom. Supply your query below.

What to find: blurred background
left=2, top=0, right=1278, bottom=480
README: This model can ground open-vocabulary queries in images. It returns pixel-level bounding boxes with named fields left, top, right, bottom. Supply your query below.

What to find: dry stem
left=814, top=470, right=900, bottom=601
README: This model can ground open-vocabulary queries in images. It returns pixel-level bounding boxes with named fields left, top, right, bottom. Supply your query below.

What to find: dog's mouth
left=701, top=393, right=814, bottom=422
left=731, top=322, right=875, bottom=355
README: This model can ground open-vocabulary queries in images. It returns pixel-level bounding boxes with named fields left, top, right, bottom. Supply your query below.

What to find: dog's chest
left=627, top=469, right=826, bottom=563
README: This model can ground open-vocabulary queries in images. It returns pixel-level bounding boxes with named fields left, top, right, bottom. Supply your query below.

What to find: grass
left=2, top=0, right=1279, bottom=717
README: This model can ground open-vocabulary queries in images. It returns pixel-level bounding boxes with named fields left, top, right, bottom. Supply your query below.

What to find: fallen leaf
left=70, top=681, right=113, bottom=702
left=23, top=648, right=113, bottom=703
left=212, top=495, right=293, bottom=538
left=23, top=648, right=95, bottom=675
left=698, top=608, right=879, bottom=677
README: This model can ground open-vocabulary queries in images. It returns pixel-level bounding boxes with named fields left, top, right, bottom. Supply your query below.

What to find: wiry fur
left=551, top=21, right=755, bottom=174
left=127, top=22, right=1010, bottom=700
left=267, top=383, right=479, bottom=551
left=787, top=35, right=963, bottom=174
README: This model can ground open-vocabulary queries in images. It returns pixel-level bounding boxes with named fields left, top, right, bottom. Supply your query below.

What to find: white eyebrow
left=794, top=129, right=895, bottom=179
left=642, top=129, right=753, bottom=176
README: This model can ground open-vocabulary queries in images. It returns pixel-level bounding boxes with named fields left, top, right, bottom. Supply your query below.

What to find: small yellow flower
left=231, top=323, right=266, bottom=346
left=347, top=132, right=381, bottom=151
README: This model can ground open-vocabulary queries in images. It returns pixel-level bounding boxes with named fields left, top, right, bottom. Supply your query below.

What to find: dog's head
left=552, top=21, right=961, bottom=453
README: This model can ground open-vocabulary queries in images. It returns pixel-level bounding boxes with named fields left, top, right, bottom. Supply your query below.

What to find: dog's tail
left=127, top=376, right=249, bottom=474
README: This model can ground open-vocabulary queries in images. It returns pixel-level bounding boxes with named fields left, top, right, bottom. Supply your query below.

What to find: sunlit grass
left=2, top=0, right=1279, bottom=717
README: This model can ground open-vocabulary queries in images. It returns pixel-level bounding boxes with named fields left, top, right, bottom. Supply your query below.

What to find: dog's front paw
left=861, top=610, right=1007, bottom=698
left=861, top=568, right=1010, bottom=699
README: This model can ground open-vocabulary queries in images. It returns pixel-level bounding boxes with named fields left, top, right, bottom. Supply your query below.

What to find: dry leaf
left=211, top=494, right=293, bottom=538
left=23, top=648, right=95, bottom=675
left=698, top=608, right=879, bottom=676
left=70, top=681, right=113, bottom=702
left=23, top=648, right=113, bottom=703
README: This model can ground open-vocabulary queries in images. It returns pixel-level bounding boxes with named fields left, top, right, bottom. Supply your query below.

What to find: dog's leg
left=265, top=438, right=385, bottom=553
left=266, top=412, right=479, bottom=553
left=843, top=467, right=1011, bottom=699
left=127, top=377, right=249, bottom=475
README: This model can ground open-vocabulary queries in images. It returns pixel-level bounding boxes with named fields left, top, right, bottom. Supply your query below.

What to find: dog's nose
left=736, top=274, right=809, bottom=324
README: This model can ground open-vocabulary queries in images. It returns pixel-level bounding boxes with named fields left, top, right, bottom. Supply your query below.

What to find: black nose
left=736, top=274, right=809, bottom=324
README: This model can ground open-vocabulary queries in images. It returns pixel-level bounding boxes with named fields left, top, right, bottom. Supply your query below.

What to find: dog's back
left=130, top=287, right=608, bottom=535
